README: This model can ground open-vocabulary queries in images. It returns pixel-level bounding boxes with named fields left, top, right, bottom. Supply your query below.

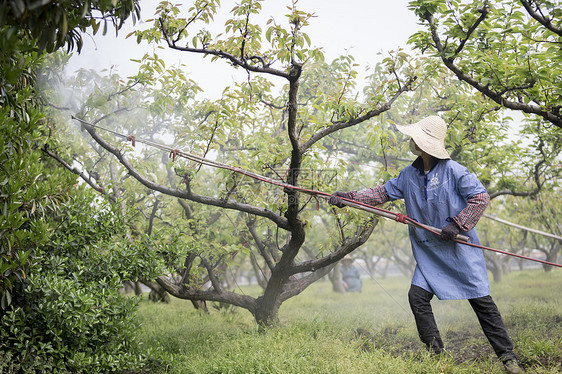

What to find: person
left=329, top=116, right=522, bottom=374
left=341, top=255, right=362, bottom=292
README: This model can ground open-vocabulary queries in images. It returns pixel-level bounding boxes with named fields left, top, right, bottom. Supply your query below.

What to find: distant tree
left=504, top=191, right=561, bottom=271
left=0, top=0, right=140, bottom=52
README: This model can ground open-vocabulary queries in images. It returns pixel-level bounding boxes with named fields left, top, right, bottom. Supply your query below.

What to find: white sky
left=65, top=0, right=422, bottom=99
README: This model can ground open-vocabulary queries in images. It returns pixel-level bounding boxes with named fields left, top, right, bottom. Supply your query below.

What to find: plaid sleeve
left=349, top=185, right=389, bottom=206
left=453, top=192, right=490, bottom=232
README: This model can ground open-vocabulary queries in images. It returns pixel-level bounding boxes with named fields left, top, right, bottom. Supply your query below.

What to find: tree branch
left=519, top=0, right=561, bottom=36
left=423, top=12, right=562, bottom=129
left=247, top=220, right=275, bottom=271
left=159, top=18, right=289, bottom=80
left=285, top=63, right=304, bottom=225
left=301, top=79, right=415, bottom=151
left=292, top=218, right=376, bottom=274
left=146, top=197, right=160, bottom=236
left=78, top=117, right=290, bottom=230
left=42, top=145, right=112, bottom=201
left=279, top=264, right=335, bottom=301
left=454, top=1, right=489, bottom=57
left=200, top=256, right=223, bottom=292
left=156, top=275, right=257, bottom=311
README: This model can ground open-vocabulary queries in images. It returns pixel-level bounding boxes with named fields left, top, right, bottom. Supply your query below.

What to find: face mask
left=409, top=138, right=421, bottom=156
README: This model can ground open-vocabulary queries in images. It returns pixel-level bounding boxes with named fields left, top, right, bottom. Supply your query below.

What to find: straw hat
left=396, top=116, right=451, bottom=159
left=343, top=255, right=353, bottom=262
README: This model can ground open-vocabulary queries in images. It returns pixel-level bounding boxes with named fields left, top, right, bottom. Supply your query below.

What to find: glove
left=329, top=191, right=351, bottom=208
left=440, top=221, right=461, bottom=241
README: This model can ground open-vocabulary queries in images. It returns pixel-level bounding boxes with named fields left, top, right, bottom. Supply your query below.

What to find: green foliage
left=0, top=28, right=43, bottom=116
left=0, top=188, right=154, bottom=373
left=1, top=9, right=155, bottom=368
left=0, top=0, right=141, bottom=53
left=0, top=0, right=142, bottom=312
left=408, top=0, right=562, bottom=128
left=1, top=277, right=141, bottom=372
left=136, top=0, right=324, bottom=69
left=0, top=44, right=53, bottom=310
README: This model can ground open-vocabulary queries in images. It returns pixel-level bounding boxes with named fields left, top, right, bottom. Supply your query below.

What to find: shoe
left=503, top=359, right=522, bottom=374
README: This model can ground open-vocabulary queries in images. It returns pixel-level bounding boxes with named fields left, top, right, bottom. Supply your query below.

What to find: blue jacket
left=342, top=264, right=362, bottom=292
left=385, top=158, right=490, bottom=300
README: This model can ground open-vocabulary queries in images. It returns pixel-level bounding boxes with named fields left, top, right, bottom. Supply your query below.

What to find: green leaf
left=1, top=290, right=11, bottom=309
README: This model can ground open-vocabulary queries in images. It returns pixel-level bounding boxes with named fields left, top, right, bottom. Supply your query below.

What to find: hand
left=440, top=221, right=460, bottom=241
left=329, top=191, right=351, bottom=208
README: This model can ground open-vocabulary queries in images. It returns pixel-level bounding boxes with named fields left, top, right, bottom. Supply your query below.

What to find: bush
left=1, top=25, right=156, bottom=372
left=0, top=190, right=153, bottom=373
left=1, top=276, right=143, bottom=372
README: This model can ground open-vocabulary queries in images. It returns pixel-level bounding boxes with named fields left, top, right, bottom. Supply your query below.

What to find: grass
left=136, top=269, right=562, bottom=373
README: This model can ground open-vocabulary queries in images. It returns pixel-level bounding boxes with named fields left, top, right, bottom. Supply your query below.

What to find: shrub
left=0, top=190, right=152, bottom=373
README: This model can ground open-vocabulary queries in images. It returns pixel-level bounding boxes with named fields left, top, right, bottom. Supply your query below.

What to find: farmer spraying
left=341, top=255, right=362, bottom=293
left=329, top=116, right=522, bottom=374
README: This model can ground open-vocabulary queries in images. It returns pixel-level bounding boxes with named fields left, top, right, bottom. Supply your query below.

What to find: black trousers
left=408, top=285, right=517, bottom=361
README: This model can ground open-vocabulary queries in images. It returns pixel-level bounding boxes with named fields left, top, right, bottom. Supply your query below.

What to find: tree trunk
left=381, top=259, right=389, bottom=278
left=485, top=254, right=503, bottom=283
left=543, top=241, right=559, bottom=273
left=254, top=296, right=281, bottom=328
left=490, top=261, right=503, bottom=283
left=143, top=280, right=171, bottom=303
left=329, top=263, right=346, bottom=293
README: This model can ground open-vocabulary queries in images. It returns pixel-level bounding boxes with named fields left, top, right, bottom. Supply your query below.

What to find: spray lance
left=70, top=116, right=561, bottom=269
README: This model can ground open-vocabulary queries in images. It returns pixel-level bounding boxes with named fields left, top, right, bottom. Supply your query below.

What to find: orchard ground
left=136, top=269, right=562, bottom=373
